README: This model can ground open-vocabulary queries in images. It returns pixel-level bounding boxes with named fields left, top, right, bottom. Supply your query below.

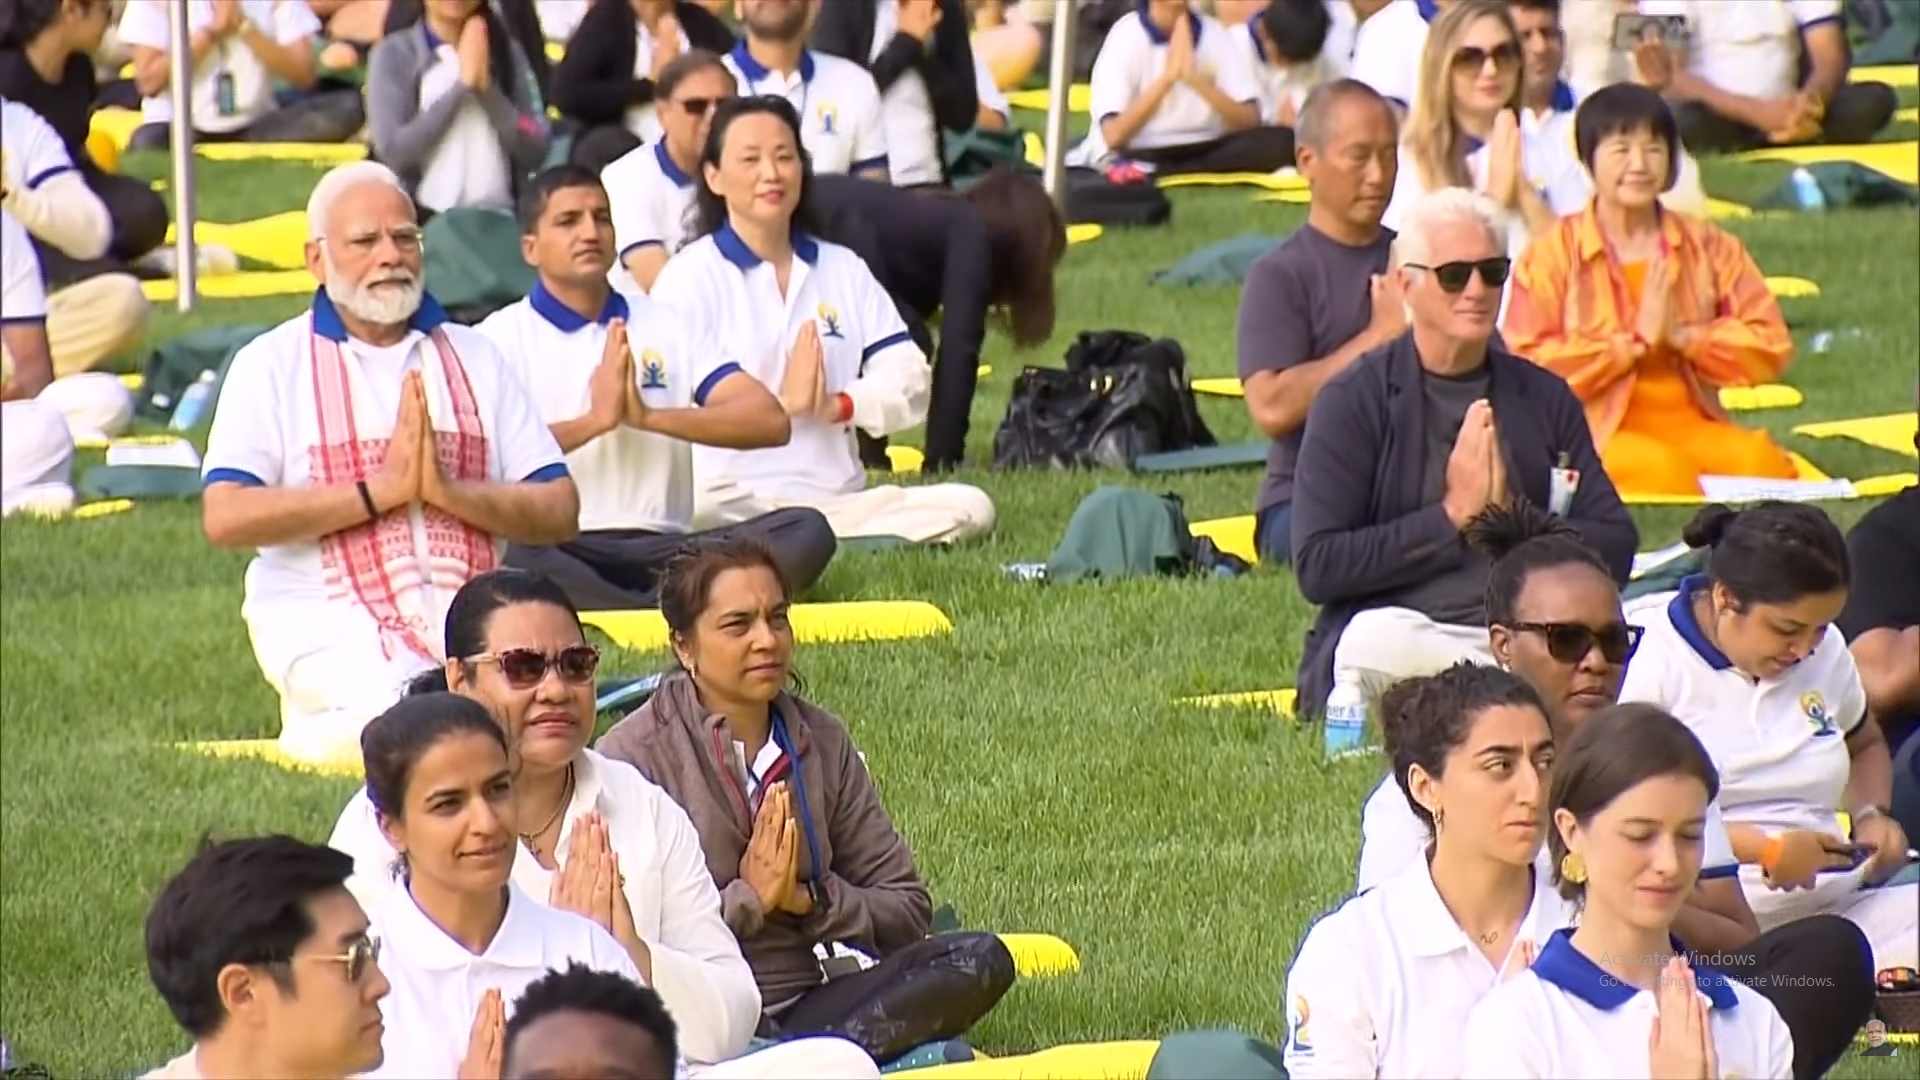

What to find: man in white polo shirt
left=1343, top=0, right=1430, bottom=113
left=1, top=209, right=76, bottom=520
left=724, top=0, right=890, bottom=179
left=480, top=165, right=838, bottom=612
left=603, top=49, right=737, bottom=294
left=200, top=161, right=580, bottom=769
left=117, top=0, right=363, bottom=151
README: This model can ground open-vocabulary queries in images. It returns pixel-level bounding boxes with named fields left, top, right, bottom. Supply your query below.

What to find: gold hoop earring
left=1560, top=852, right=1587, bottom=885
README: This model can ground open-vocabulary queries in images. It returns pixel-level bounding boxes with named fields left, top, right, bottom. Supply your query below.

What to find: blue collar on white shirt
left=529, top=282, right=629, bottom=332
left=1136, top=0, right=1203, bottom=45
left=310, top=288, right=451, bottom=342
left=1669, top=574, right=1736, bottom=671
left=1532, top=928, right=1741, bottom=1010
left=729, top=41, right=817, bottom=83
left=655, top=139, right=693, bottom=189
left=713, top=222, right=820, bottom=270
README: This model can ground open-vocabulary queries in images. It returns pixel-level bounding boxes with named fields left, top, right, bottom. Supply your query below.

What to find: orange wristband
left=1760, top=835, right=1785, bottom=874
left=833, top=392, right=854, bottom=425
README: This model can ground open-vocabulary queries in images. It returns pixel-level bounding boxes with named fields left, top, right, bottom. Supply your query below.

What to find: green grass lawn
left=3, top=102, right=1917, bottom=1076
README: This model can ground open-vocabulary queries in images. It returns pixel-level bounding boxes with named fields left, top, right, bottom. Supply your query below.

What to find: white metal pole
left=168, top=0, right=199, bottom=313
left=1040, top=5, right=1076, bottom=209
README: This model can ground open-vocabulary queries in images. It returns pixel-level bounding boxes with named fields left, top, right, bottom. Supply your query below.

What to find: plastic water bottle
left=169, top=370, right=219, bottom=431
left=1324, top=674, right=1369, bottom=760
left=1787, top=167, right=1827, bottom=212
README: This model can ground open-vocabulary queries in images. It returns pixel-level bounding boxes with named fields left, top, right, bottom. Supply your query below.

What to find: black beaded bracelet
left=356, top=480, right=379, bottom=521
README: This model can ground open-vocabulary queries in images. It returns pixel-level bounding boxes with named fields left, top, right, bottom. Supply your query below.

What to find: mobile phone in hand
left=1612, top=13, right=1689, bottom=52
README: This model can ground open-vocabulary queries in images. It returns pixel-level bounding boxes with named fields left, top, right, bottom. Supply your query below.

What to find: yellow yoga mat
left=1717, top=383, right=1804, bottom=411
left=1178, top=687, right=1299, bottom=716
left=88, top=107, right=142, bottom=153
left=73, top=432, right=190, bottom=451
left=1765, top=276, right=1821, bottom=299
left=177, top=738, right=362, bottom=778
left=893, top=1041, right=1160, bottom=1080
left=1854, top=64, right=1919, bottom=88
left=1793, top=413, right=1920, bottom=459
left=1253, top=188, right=1312, bottom=204
left=584, top=601, right=954, bottom=652
left=887, top=445, right=926, bottom=475
left=118, top=373, right=145, bottom=392
left=1855, top=473, right=1917, bottom=497
left=1189, top=514, right=1256, bottom=563
left=1005, top=83, right=1092, bottom=114
left=1735, top=140, right=1919, bottom=185
left=1024, top=131, right=1046, bottom=168
left=195, top=141, right=369, bottom=164
left=165, top=211, right=310, bottom=270
left=142, top=269, right=315, bottom=303
left=1067, top=223, right=1103, bottom=245
left=74, top=498, right=134, bottom=520
left=1192, top=378, right=1244, bottom=398
left=996, top=933, right=1081, bottom=978
left=1898, top=107, right=1920, bottom=125
left=1704, top=197, right=1753, bottom=220
left=1158, top=171, right=1308, bottom=193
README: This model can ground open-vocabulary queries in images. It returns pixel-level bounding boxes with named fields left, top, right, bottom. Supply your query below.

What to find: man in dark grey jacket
left=1290, top=185, right=1637, bottom=721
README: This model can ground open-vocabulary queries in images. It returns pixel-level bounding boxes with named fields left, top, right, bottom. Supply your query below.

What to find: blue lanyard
left=770, top=707, right=829, bottom=908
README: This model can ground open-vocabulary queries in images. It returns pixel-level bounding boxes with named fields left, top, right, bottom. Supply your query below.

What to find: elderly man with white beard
left=200, top=161, right=580, bottom=769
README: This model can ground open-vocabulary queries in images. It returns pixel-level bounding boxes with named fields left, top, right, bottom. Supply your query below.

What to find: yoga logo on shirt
left=1801, top=691, right=1837, bottom=737
left=817, top=103, right=839, bottom=135
left=816, top=303, right=845, bottom=340
left=640, top=349, right=668, bottom=390
left=1287, top=995, right=1313, bottom=1055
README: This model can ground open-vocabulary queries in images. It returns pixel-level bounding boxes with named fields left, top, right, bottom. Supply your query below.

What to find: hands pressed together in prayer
left=897, top=0, right=942, bottom=44
left=1648, top=955, right=1720, bottom=1080
left=779, top=323, right=846, bottom=425
left=741, top=781, right=814, bottom=918
left=583, top=318, right=655, bottom=438
left=368, top=369, right=450, bottom=515
left=550, top=811, right=653, bottom=974
left=1442, top=399, right=1510, bottom=530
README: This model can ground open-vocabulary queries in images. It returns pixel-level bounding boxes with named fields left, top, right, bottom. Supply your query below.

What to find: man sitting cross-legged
left=480, top=166, right=837, bottom=612
left=200, top=161, right=580, bottom=769
left=1290, top=185, right=1637, bottom=721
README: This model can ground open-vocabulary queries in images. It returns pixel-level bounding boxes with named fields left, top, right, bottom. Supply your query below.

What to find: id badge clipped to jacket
left=1548, top=452, right=1580, bottom=517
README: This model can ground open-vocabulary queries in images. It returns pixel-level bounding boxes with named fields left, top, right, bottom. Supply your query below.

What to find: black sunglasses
left=1453, top=42, right=1522, bottom=72
left=468, top=645, right=601, bottom=689
left=1506, top=621, right=1644, bottom=666
left=1405, top=257, right=1512, bottom=293
left=677, top=96, right=720, bottom=116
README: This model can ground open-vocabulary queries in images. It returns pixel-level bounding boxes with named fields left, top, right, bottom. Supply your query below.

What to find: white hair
left=306, top=161, right=411, bottom=240
left=1390, top=187, right=1509, bottom=269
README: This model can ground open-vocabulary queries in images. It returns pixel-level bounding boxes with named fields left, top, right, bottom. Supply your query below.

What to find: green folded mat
left=79, top=465, right=202, bottom=501
left=1134, top=442, right=1266, bottom=473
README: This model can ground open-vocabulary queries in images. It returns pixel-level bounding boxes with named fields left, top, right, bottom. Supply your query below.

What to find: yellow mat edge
left=176, top=738, right=362, bottom=778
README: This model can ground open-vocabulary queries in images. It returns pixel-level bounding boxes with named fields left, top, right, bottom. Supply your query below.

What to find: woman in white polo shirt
left=1619, top=501, right=1918, bottom=974
left=1284, top=662, right=1576, bottom=1078
left=1463, top=703, right=1794, bottom=1079
left=652, top=95, right=995, bottom=545
left=1081, top=0, right=1293, bottom=174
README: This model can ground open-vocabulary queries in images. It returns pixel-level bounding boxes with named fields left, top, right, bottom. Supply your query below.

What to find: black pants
left=773, top=933, right=1017, bottom=1064
left=126, top=88, right=366, bottom=151
left=1129, top=126, right=1296, bottom=176
left=35, top=172, right=171, bottom=287
left=504, top=509, right=838, bottom=612
left=1704, top=914, right=1875, bottom=1080
left=1673, top=80, right=1899, bottom=154
left=570, top=124, right=644, bottom=175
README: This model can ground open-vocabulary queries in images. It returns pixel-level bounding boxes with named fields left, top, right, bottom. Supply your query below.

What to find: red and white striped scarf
left=307, top=318, right=497, bottom=664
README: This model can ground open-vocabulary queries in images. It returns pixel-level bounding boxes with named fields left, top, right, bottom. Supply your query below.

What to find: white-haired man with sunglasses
left=1288, top=185, right=1637, bottom=728
left=199, top=160, right=581, bottom=771
left=142, top=836, right=390, bottom=1080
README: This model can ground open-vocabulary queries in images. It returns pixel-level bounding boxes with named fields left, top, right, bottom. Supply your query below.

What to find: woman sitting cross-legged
left=1462, top=704, right=1794, bottom=1078
left=597, top=537, right=1017, bottom=1065
left=330, top=568, right=881, bottom=1079
left=1283, top=662, right=1576, bottom=1078
left=650, top=94, right=995, bottom=545
left=1503, top=84, right=1797, bottom=499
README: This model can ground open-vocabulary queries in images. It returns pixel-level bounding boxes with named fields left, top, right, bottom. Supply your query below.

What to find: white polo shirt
left=200, top=292, right=568, bottom=687
left=1, top=98, right=76, bottom=196
left=1637, top=0, right=1840, bottom=104
left=625, top=18, right=692, bottom=142
left=1228, top=19, right=1335, bottom=125
left=650, top=226, right=929, bottom=504
left=602, top=139, right=700, bottom=293
left=117, top=0, right=320, bottom=133
left=1461, top=929, right=1794, bottom=1078
left=1282, top=856, right=1580, bottom=1079
left=1088, top=8, right=1264, bottom=152
left=722, top=44, right=888, bottom=176
left=1344, top=0, right=1428, bottom=110
left=329, top=747, right=761, bottom=1066
left=1357, top=773, right=1740, bottom=893
left=872, top=0, right=940, bottom=186
left=975, top=55, right=1009, bottom=124
left=0, top=210, right=46, bottom=329
left=411, top=24, right=513, bottom=214
left=476, top=284, right=743, bottom=534
left=364, top=879, right=647, bottom=1079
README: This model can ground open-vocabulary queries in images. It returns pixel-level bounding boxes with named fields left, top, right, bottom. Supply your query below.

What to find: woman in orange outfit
left=1504, top=83, right=1796, bottom=498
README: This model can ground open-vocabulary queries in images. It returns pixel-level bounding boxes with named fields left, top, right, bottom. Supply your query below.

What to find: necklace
left=518, top=764, right=575, bottom=849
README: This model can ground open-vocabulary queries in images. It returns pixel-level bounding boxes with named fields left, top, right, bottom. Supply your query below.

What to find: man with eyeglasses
left=1289, top=185, right=1636, bottom=727
left=199, top=160, right=580, bottom=771
left=142, top=836, right=391, bottom=1080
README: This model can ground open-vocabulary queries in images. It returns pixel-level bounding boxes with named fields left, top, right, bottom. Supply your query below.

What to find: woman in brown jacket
left=596, top=537, right=1015, bottom=1064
